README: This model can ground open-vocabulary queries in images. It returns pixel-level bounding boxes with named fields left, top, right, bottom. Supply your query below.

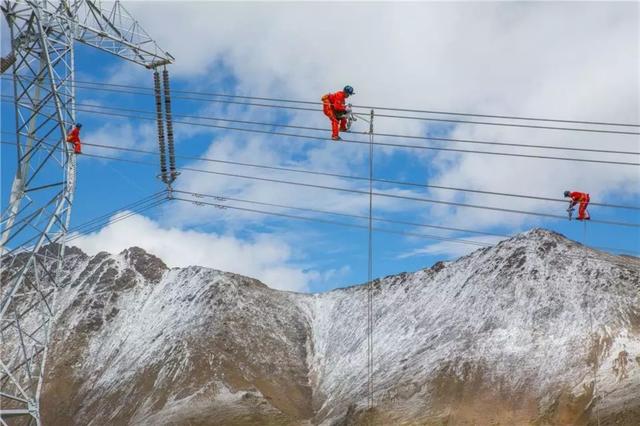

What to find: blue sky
left=2, top=2, right=639, bottom=292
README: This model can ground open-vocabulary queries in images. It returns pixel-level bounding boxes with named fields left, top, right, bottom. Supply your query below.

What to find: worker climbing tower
left=0, top=1, right=173, bottom=423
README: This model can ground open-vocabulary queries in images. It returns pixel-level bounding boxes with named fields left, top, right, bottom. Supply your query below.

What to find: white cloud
left=69, top=212, right=319, bottom=292
left=123, top=2, right=637, bottom=114
left=84, top=121, right=157, bottom=157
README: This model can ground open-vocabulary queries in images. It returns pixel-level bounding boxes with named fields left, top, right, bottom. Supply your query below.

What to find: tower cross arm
left=60, top=0, right=174, bottom=68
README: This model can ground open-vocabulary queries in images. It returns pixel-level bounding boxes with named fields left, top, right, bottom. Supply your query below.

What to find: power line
left=1, top=191, right=167, bottom=257
left=172, top=193, right=639, bottom=257
left=67, top=108, right=640, bottom=166
left=69, top=191, right=166, bottom=234
left=4, top=184, right=635, bottom=267
left=172, top=196, right=493, bottom=247
left=5, top=75, right=639, bottom=128
left=6, top=145, right=639, bottom=260
left=5, top=98, right=636, bottom=166
left=172, top=190, right=508, bottom=238
left=371, top=112, right=640, bottom=135
left=4, top=76, right=632, bottom=127
left=3, top=75, right=639, bottom=132
left=63, top=100, right=640, bottom=156
left=350, top=105, right=640, bottom=129
left=66, top=197, right=168, bottom=243
left=3, top=139, right=638, bottom=228
left=76, top=86, right=640, bottom=134
left=3, top=134, right=639, bottom=210
left=12, top=180, right=631, bottom=258
left=6, top=134, right=631, bottom=210
left=5, top=95, right=637, bottom=157
left=64, top=141, right=640, bottom=211
left=3, top=139, right=635, bottom=255
left=370, top=130, right=639, bottom=155
left=8, top=135, right=638, bottom=255
left=172, top=168, right=640, bottom=229
left=62, top=85, right=640, bottom=135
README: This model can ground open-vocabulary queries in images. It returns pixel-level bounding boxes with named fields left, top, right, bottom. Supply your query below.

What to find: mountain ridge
left=3, top=228, right=638, bottom=425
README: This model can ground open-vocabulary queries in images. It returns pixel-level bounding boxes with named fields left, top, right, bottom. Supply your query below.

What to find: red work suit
left=66, top=127, right=82, bottom=154
left=568, top=191, right=590, bottom=220
left=322, top=91, right=348, bottom=139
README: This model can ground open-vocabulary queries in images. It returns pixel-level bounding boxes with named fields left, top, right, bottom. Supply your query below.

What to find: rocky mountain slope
left=4, top=229, right=639, bottom=425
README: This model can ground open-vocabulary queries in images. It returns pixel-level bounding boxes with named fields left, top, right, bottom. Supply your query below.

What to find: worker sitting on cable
left=564, top=190, right=590, bottom=220
left=322, top=85, right=355, bottom=141
left=66, top=123, right=82, bottom=154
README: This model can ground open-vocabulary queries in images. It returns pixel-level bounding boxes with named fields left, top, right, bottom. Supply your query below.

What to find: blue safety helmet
left=564, top=190, right=570, bottom=197
left=343, top=85, right=355, bottom=95
left=75, top=123, right=82, bottom=128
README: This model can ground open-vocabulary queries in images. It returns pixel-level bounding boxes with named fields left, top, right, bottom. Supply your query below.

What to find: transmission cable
left=64, top=85, right=640, bottom=135
left=65, top=198, right=168, bottom=244
left=69, top=191, right=166, bottom=234
left=176, top=190, right=639, bottom=256
left=4, top=93, right=639, bottom=163
left=2, top=139, right=638, bottom=228
left=1, top=191, right=167, bottom=258
left=172, top=189, right=508, bottom=238
left=9, top=100, right=635, bottom=166
left=60, top=100, right=640, bottom=156
left=172, top=168, right=640, bottom=228
left=3, top=138, right=636, bottom=255
left=3, top=135, right=638, bottom=210
left=172, top=196, right=493, bottom=247
left=4, top=75, right=639, bottom=127
left=85, top=140, right=637, bottom=210
left=17, top=135, right=640, bottom=210
left=172, top=194, right=639, bottom=257
left=68, top=108, right=640, bottom=166
left=3, top=75, right=638, bottom=133
left=5, top=95, right=637, bottom=158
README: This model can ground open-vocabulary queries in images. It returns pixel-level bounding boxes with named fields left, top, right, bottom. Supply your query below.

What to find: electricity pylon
left=0, top=1, right=172, bottom=423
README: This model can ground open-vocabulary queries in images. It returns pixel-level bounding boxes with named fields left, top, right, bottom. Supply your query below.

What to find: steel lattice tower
left=0, top=1, right=172, bottom=423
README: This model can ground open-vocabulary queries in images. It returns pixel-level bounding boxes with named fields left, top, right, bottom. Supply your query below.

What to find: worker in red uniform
left=564, top=190, right=590, bottom=220
left=66, top=123, right=82, bottom=154
left=322, top=85, right=355, bottom=141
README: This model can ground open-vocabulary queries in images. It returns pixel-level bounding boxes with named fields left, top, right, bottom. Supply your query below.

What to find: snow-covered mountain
left=5, top=229, right=639, bottom=425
